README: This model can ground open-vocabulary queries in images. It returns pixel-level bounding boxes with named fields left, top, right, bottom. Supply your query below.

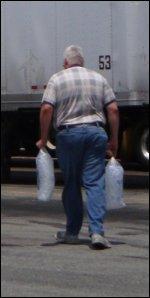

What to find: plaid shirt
left=42, top=66, right=116, bottom=128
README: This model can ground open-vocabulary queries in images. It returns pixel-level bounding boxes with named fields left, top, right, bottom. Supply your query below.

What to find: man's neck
left=70, top=64, right=82, bottom=68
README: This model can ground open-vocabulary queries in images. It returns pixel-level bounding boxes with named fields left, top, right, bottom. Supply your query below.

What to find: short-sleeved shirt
left=42, top=66, right=116, bottom=128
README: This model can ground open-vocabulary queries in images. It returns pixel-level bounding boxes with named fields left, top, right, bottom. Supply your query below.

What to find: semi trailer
left=1, top=1, right=149, bottom=181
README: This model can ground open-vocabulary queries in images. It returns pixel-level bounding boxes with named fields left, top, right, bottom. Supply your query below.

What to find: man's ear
left=64, top=59, right=69, bottom=69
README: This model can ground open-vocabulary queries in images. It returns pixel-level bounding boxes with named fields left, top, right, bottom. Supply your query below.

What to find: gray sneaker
left=55, top=231, right=79, bottom=244
left=91, top=233, right=111, bottom=249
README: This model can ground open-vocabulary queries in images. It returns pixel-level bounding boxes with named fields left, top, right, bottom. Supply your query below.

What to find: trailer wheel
left=134, top=124, right=149, bottom=169
left=1, top=125, right=11, bottom=182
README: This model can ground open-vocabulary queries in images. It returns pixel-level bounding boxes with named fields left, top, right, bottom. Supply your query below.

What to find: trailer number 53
left=99, top=55, right=111, bottom=70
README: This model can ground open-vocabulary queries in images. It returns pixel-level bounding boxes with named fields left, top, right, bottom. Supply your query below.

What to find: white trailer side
left=1, top=1, right=149, bottom=180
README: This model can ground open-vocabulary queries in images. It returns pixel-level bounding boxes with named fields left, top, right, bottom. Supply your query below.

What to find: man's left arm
left=36, top=103, right=54, bottom=149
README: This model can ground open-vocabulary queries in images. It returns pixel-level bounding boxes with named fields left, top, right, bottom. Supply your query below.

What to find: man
left=36, top=45, right=119, bottom=249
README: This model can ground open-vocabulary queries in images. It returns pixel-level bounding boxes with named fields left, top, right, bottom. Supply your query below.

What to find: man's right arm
left=106, top=101, right=119, bottom=158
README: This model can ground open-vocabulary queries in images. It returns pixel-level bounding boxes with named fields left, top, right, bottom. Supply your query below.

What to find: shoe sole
left=91, top=241, right=111, bottom=249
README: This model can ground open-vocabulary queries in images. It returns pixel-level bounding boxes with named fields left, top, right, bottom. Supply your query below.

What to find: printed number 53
left=99, top=55, right=111, bottom=70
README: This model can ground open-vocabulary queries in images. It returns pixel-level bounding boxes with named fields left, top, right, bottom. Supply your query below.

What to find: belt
left=57, top=122, right=105, bottom=131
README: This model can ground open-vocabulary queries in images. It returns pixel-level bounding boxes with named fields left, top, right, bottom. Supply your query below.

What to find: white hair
left=63, top=45, right=84, bottom=66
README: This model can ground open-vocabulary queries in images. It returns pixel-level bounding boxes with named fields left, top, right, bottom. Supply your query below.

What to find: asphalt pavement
left=1, top=182, right=149, bottom=297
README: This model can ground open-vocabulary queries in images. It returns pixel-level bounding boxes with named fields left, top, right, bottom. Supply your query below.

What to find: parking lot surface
left=1, top=182, right=149, bottom=297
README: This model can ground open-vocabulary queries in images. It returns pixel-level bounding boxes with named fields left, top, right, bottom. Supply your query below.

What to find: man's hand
left=36, top=139, right=46, bottom=150
left=106, top=138, right=118, bottom=158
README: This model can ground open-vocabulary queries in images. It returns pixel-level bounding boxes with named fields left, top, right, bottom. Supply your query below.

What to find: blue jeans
left=56, top=124, right=108, bottom=236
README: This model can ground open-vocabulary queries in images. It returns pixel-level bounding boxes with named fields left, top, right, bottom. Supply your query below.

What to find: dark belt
left=57, top=122, right=105, bottom=131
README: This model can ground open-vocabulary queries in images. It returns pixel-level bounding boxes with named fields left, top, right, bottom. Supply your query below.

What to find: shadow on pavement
left=1, top=197, right=149, bottom=225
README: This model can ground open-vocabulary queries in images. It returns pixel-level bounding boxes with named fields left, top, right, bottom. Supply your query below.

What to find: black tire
left=1, top=124, right=11, bottom=182
left=134, top=123, right=149, bottom=169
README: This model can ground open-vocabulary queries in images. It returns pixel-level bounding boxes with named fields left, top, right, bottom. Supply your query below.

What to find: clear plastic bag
left=36, top=148, right=55, bottom=202
left=105, top=157, right=126, bottom=210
